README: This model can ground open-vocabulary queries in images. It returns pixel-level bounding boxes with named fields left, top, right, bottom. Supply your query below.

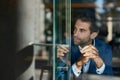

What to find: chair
left=15, top=45, right=35, bottom=80
left=40, top=65, right=53, bottom=80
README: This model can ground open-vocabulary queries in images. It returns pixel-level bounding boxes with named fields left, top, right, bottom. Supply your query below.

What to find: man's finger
left=81, top=45, right=98, bottom=53
left=81, top=45, right=91, bottom=53
left=57, top=52, right=64, bottom=57
left=57, top=48, right=68, bottom=53
left=83, top=51, right=99, bottom=58
left=57, top=45, right=69, bottom=52
left=90, top=46, right=99, bottom=53
left=81, top=48, right=98, bottom=55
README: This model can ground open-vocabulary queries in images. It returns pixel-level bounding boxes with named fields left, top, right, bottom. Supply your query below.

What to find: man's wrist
left=93, top=56, right=104, bottom=68
left=96, top=63, right=105, bottom=74
left=72, top=63, right=82, bottom=77
left=76, top=61, right=83, bottom=69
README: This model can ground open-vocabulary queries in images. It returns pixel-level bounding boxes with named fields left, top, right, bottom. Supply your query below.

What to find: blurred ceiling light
left=96, top=8, right=106, bottom=13
left=96, top=21, right=101, bottom=27
left=95, top=0, right=103, bottom=8
left=95, top=0, right=106, bottom=13
left=46, top=9, right=52, bottom=22
left=116, top=7, right=120, bottom=11
left=96, top=13, right=101, bottom=20
left=106, top=3, right=114, bottom=9
left=105, top=3, right=114, bottom=12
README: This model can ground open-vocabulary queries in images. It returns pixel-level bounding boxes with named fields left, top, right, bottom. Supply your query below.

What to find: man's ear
left=90, top=32, right=98, bottom=39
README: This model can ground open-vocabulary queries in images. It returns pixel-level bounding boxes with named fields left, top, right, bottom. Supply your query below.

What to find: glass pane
left=52, top=0, right=120, bottom=80
left=53, top=0, right=71, bottom=80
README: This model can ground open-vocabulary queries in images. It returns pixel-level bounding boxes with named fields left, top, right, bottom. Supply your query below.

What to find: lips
left=74, top=37, right=78, bottom=41
left=74, top=37, right=79, bottom=43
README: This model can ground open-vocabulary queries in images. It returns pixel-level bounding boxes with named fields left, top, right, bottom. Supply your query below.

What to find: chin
left=74, top=41, right=79, bottom=45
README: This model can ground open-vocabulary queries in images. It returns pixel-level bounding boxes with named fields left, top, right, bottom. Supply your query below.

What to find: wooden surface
left=45, top=2, right=120, bottom=9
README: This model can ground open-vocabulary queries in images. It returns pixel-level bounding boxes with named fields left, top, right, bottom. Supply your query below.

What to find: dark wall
left=0, top=0, right=18, bottom=80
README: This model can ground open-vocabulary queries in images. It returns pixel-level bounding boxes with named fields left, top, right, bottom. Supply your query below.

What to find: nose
left=74, top=30, right=78, bottom=37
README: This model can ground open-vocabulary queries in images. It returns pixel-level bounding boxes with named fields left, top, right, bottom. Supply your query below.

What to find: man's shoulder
left=95, top=38, right=111, bottom=49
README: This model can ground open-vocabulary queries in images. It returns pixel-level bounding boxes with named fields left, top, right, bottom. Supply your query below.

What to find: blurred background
left=1, top=0, right=120, bottom=80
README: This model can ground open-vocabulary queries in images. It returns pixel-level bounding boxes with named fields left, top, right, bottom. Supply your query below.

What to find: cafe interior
left=1, top=0, right=120, bottom=80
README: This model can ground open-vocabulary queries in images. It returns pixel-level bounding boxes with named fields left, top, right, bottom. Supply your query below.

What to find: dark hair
left=74, top=10, right=99, bottom=33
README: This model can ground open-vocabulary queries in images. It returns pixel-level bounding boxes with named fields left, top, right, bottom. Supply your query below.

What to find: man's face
left=73, top=19, right=93, bottom=46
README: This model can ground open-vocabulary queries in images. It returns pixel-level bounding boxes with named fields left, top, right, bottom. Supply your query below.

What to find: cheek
left=78, top=33, right=88, bottom=39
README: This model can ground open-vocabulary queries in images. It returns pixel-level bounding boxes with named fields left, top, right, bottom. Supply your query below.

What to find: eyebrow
left=74, top=25, right=87, bottom=31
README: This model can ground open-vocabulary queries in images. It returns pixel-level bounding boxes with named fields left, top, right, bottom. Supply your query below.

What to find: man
left=57, top=10, right=113, bottom=80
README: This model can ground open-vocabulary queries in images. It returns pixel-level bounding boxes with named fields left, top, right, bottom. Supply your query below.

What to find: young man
left=57, top=10, right=113, bottom=80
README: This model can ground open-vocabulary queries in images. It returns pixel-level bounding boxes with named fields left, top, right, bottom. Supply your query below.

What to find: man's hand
left=57, top=45, right=69, bottom=61
left=81, top=45, right=104, bottom=68
left=76, top=54, right=89, bottom=69
left=81, top=45, right=99, bottom=58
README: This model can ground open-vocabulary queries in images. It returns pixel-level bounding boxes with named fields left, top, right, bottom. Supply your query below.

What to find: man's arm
left=72, top=53, right=90, bottom=77
left=72, top=63, right=82, bottom=77
left=81, top=45, right=106, bottom=74
left=101, top=45, right=113, bottom=75
left=57, top=45, right=69, bottom=80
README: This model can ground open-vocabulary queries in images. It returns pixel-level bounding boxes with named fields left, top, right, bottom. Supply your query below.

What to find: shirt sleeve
left=72, top=63, right=81, bottom=77
left=96, top=63, right=105, bottom=74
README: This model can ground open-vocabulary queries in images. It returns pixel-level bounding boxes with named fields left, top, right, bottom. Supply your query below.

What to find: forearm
left=93, top=56, right=104, bottom=68
left=76, top=60, right=83, bottom=69
left=93, top=56, right=106, bottom=74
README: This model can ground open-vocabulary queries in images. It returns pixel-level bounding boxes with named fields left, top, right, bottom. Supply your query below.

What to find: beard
left=74, top=37, right=92, bottom=47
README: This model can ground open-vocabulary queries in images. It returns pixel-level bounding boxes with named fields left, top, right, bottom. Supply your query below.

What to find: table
left=71, top=74, right=120, bottom=80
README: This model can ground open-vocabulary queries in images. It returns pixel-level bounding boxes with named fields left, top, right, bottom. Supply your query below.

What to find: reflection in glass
left=53, top=0, right=71, bottom=80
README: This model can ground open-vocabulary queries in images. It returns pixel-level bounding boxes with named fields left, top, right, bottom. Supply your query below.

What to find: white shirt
left=72, top=40, right=105, bottom=77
